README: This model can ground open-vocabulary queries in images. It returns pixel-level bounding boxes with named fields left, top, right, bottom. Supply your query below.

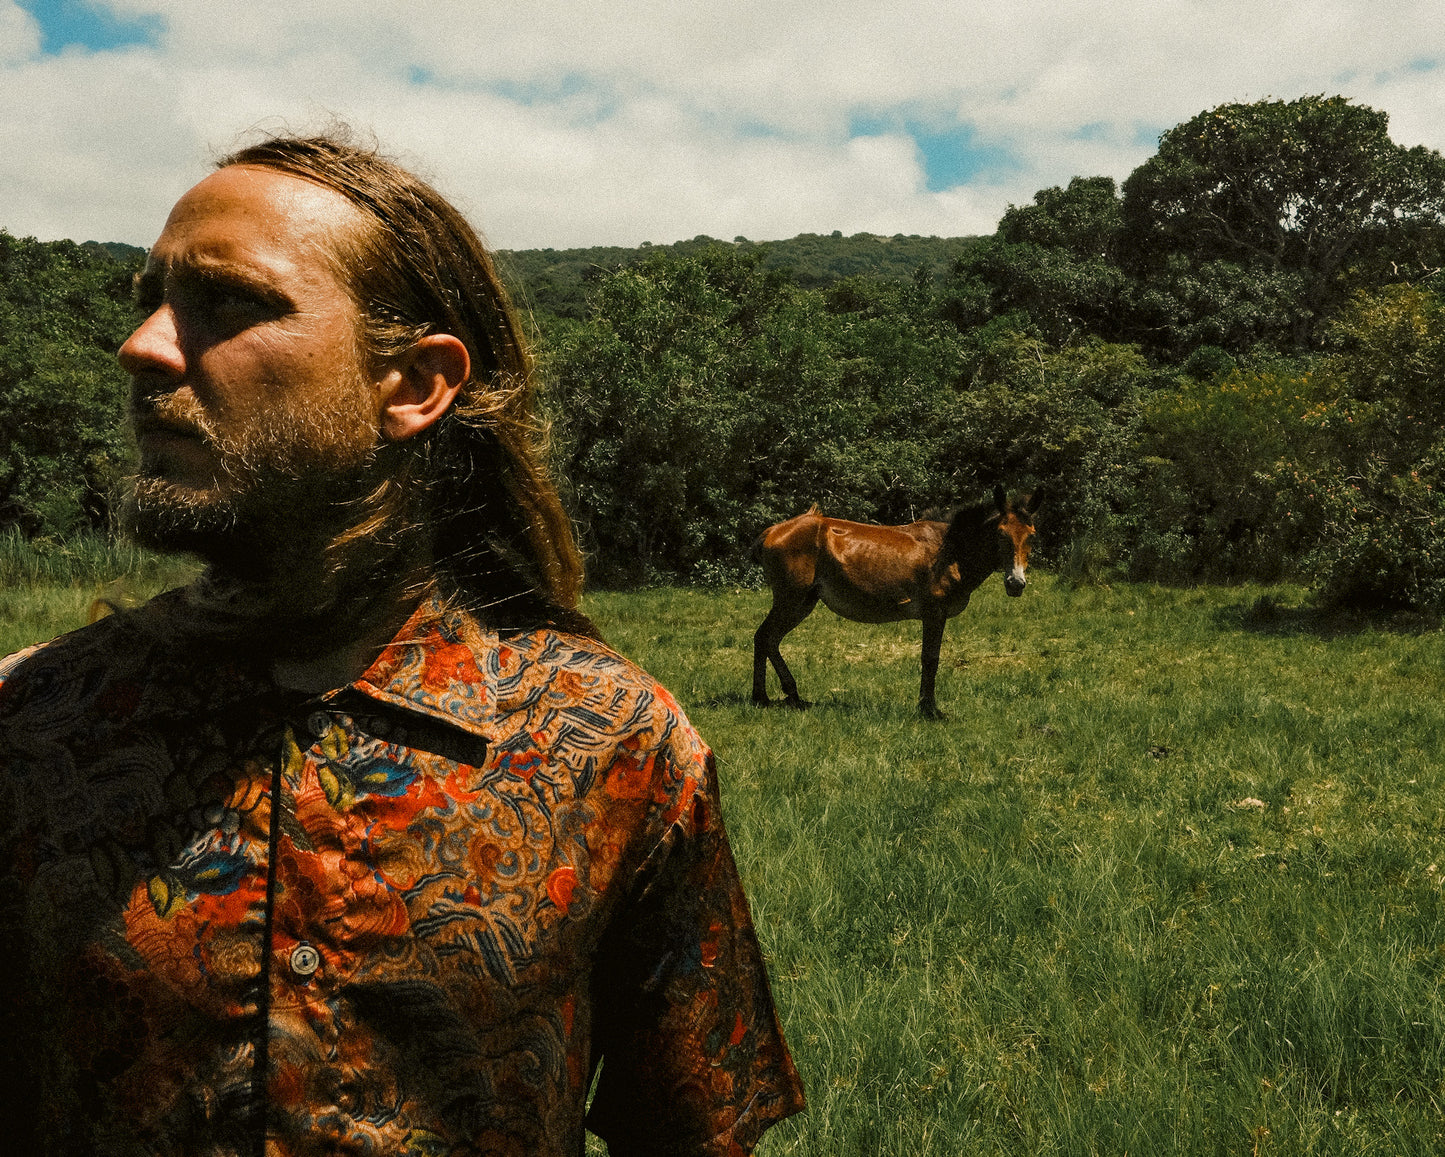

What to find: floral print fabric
left=0, top=591, right=803, bottom=1155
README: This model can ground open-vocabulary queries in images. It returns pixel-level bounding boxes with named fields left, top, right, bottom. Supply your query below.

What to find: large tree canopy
left=944, top=177, right=1129, bottom=345
left=998, top=175, right=1123, bottom=259
left=1122, top=95, right=1445, bottom=348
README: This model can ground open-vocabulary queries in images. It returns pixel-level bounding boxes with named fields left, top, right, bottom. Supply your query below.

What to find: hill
left=60, top=232, right=979, bottom=323
left=497, top=231, right=980, bottom=320
left=79, top=240, right=146, bottom=264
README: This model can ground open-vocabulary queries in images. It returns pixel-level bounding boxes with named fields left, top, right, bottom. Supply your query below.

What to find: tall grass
left=7, top=565, right=1443, bottom=1153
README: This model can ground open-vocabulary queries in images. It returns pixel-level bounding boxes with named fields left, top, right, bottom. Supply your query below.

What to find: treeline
left=539, top=95, right=1445, bottom=610
left=499, top=231, right=977, bottom=320
left=3, top=95, right=1445, bottom=611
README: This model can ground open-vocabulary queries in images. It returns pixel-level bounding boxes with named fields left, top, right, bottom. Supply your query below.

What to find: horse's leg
left=755, top=589, right=819, bottom=708
left=774, top=590, right=819, bottom=708
left=919, top=613, right=947, bottom=719
left=752, top=602, right=780, bottom=706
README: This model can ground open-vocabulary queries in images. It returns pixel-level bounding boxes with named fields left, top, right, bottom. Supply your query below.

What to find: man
left=0, top=134, right=804, bottom=1155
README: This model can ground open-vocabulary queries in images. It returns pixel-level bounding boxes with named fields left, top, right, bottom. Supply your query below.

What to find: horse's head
left=994, top=483, right=1042, bottom=597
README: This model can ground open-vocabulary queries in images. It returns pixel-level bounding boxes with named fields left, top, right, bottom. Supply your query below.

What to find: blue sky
left=3, top=1, right=1443, bottom=249
left=848, top=111, right=1023, bottom=193
left=18, top=0, right=159, bottom=53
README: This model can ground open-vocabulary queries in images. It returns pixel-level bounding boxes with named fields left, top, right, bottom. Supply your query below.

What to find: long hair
left=218, top=132, right=591, bottom=633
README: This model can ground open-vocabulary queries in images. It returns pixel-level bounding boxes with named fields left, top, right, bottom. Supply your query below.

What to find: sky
left=3, top=1, right=1445, bottom=252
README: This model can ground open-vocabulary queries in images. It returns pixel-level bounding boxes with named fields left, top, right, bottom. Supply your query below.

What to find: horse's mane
left=940, top=499, right=999, bottom=528
left=917, top=499, right=995, bottom=524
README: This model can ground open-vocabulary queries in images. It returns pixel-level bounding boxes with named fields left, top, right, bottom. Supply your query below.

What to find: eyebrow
left=132, top=256, right=294, bottom=310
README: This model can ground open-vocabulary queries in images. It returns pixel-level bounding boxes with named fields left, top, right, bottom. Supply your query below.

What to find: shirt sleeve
left=585, top=742, right=805, bottom=1156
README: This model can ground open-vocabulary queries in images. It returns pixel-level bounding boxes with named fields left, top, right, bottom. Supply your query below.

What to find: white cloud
left=4, top=0, right=1445, bottom=248
left=0, top=2, right=40, bottom=63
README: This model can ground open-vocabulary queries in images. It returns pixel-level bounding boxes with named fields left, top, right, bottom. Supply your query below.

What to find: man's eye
left=184, top=283, right=279, bottom=331
left=207, top=283, right=265, bottom=313
left=209, top=290, right=266, bottom=321
left=133, top=275, right=162, bottom=312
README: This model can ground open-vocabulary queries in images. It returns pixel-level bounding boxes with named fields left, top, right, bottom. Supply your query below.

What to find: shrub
left=1130, top=365, right=1330, bottom=582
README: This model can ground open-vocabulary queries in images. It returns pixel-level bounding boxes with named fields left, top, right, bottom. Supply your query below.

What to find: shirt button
left=289, top=942, right=321, bottom=979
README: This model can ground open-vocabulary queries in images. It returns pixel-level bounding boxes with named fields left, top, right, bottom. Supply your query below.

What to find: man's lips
left=131, top=416, right=215, bottom=479
left=132, top=415, right=207, bottom=445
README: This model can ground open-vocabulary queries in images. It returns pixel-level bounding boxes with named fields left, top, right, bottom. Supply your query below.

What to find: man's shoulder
left=0, top=589, right=192, bottom=721
left=491, top=625, right=700, bottom=750
left=0, top=612, right=128, bottom=690
left=498, top=625, right=682, bottom=705
left=0, top=640, right=49, bottom=685
left=498, top=626, right=648, bottom=683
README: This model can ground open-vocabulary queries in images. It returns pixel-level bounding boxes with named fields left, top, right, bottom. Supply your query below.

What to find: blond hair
left=219, top=132, right=589, bottom=631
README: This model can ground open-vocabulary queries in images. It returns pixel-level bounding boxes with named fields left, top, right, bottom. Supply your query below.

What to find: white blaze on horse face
left=1000, top=515, right=1034, bottom=596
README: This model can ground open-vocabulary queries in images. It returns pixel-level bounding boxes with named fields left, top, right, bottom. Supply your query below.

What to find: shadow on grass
left=699, top=692, right=871, bottom=713
left=1218, top=594, right=1442, bottom=638
left=691, top=690, right=768, bottom=709
left=697, top=690, right=939, bottom=722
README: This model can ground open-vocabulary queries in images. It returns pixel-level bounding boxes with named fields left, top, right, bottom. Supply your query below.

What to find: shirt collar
left=347, top=593, right=498, bottom=739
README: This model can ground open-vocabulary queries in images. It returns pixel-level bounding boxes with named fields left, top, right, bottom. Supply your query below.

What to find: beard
left=121, top=376, right=384, bottom=574
left=119, top=376, right=432, bottom=655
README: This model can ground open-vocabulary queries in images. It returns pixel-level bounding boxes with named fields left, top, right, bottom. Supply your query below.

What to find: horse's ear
left=993, top=483, right=1007, bottom=514
left=1022, top=486, right=1044, bottom=517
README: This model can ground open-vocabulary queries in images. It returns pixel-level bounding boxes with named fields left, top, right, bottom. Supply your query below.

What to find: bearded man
left=0, top=134, right=804, bottom=1156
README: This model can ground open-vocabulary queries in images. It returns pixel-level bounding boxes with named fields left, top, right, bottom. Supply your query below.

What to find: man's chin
left=121, top=466, right=378, bottom=575
left=120, top=477, right=252, bottom=566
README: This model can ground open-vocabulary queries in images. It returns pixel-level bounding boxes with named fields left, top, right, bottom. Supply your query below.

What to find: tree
left=0, top=233, right=140, bottom=537
left=543, top=247, right=848, bottom=583
left=944, top=177, right=1129, bottom=345
left=1122, top=95, right=1445, bottom=352
left=935, top=332, right=1151, bottom=573
left=541, top=248, right=972, bottom=584
left=1297, top=284, right=1445, bottom=610
left=997, top=175, right=1123, bottom=258
left=1130, top=364, right=1332, bottom=582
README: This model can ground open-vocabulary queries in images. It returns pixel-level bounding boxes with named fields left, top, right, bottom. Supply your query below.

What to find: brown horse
left=751, top=485, right=1042, bottom=717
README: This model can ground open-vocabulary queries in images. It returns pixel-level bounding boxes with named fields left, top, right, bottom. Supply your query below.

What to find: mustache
left=129, top=390, right=212, bottom=441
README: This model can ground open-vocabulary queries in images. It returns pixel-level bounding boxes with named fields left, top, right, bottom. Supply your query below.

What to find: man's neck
left=264, top=561, right=434, bottom=693
left=270, top=631, right=398, bottom=694
left=181, top=532, right=437, bottom=693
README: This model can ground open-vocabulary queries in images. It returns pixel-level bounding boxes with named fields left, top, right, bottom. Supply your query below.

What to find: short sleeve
left=585, top=750, right=805, bottom=1156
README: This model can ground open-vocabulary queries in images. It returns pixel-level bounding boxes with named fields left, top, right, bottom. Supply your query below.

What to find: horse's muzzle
left=1004, top=577, right=1026, bottom=597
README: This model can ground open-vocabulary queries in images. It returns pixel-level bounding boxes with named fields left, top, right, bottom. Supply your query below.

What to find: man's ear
left=377, top=334, right=470, bottom=442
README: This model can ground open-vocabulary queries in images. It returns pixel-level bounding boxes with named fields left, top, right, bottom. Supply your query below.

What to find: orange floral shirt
left=0, top=590, right=803, bottom=1155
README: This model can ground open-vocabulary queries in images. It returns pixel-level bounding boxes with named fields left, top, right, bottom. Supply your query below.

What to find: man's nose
left=118, top=306, right=185, bottom=381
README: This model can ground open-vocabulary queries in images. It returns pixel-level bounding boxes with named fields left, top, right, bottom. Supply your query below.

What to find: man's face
left=119, top=164, right=383, bottom=562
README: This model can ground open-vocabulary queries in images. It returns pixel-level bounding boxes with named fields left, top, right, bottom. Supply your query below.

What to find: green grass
left=584, top=577, right=1445, bottom=1156
left=8, top=563, right=1445, bottom=1154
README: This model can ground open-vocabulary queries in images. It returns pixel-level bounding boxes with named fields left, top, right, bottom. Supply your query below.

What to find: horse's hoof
left=751, top=695, right=771, bottom=708
left=919, top=702, right=946, bottom=720
left=782, top=697, right=812, bottom=711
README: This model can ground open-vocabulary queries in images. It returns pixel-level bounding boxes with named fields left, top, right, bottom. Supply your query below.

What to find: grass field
left=8, top=549, right=1445, bottom=1154
left=586, top=578, right=1445, bottom=1156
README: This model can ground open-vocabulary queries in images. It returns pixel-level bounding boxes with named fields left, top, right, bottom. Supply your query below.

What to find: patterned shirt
left=0, top=589, right=804, bottom=1155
